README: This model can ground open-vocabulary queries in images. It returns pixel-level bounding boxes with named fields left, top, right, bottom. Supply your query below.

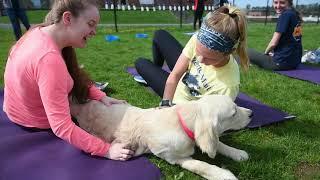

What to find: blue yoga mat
left=0, top=90, right=162, bottom=180
left=275, top=64, right=320, bottom=85
left=126, top=66, right=295, bottom=128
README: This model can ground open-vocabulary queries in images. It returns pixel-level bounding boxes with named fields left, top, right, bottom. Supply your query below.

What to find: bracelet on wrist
left=159, top=99, right=174, bottom=107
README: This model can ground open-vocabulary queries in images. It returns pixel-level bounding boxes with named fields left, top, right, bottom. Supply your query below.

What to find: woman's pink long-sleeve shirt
left=3, top=27, right=110, bottom=157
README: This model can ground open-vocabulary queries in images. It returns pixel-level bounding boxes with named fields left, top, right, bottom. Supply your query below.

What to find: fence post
left=179, top=0, right=182, bottom=28
left=264, top=0, right=269, bottom=26
left=113, top=0, right=118, bottom=32
left=317, top=4, right=320, bottom=24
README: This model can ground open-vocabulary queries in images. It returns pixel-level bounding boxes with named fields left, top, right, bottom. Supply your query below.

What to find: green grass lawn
left=0, top=21, right=320, bottom=179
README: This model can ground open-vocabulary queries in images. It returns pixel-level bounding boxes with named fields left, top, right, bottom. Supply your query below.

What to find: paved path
left=0, top=24, right=11, bottom=29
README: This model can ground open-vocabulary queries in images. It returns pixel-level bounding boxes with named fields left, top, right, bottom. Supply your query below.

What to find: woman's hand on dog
left=105, top=142, right=135, bottom=161
left=101, top=96, right=127, bottom=106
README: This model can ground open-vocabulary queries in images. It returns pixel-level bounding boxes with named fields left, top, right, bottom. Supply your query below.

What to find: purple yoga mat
left=235, top=93, right=295, bottom=128
left=275, top=64, right=320, bottom=84
left=126, top=66, right=169, bottom=77
left=127, top=66, right=141, bottom=76
left=0, top=90, right=162, bottom=180
left=126, top=67, right=295, bottom=128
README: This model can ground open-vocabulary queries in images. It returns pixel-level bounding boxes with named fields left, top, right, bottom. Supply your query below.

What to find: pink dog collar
left=177, top=109, right=195, bottom=141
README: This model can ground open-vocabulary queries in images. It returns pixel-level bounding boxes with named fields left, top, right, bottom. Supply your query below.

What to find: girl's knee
left=154, top=30, right=170, bottom=40
left=135, top=58, right=152, bottom=69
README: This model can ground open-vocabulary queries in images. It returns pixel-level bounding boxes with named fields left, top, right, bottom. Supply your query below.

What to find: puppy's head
left=198, top=94, right=252, bottom=135
left=193, top=95, right=252, bottom=157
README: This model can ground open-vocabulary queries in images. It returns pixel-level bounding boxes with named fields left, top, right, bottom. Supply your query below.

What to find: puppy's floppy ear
left=194, top=108, right=219, bottom=159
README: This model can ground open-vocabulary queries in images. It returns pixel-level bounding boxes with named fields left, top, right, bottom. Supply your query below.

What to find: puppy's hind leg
left=176, top=157, right=237, bottom=180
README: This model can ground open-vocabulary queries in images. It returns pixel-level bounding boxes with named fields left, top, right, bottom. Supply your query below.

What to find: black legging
left=248, top=48, right=280, bottom=70
left=135, top=30, right=183, bottom=97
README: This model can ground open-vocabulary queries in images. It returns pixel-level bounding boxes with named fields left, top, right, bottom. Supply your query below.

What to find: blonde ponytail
left=232, top=5, right=249, bottom=71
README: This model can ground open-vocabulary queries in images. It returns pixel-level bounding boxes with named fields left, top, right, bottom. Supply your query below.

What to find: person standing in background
left=193, top=0, right=205, bottom=30
left=3, top=0, right=30, bottom=40
left=219, top=0, right=228, bottom=7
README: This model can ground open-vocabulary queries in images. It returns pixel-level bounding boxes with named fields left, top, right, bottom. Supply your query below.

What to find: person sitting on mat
left=3, top=0, right=134, bottom=161
left=248, top=0, right=302, bottom=70
left=135, top=5, right=249, bottom=106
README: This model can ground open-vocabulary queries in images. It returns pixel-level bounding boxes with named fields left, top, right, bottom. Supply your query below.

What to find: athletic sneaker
left=94, top=81, right=109, bottom=90
left=133, top=75, right=147, bottom=85
left=302, top=49, right=320, bottom=63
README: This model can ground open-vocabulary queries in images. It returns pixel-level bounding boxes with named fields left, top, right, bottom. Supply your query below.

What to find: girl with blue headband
left=248, top=0, right=302, bottom=70
left=135, top=5, right=249, bottom=106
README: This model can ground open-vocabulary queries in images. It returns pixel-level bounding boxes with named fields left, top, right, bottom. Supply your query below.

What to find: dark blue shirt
left=273, top=9, right=302, bottom=69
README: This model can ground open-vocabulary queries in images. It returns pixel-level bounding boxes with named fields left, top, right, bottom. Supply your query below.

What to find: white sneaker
left=95, top=81, right=109, bottom=90
left=134, top=75, right=147, bottom=85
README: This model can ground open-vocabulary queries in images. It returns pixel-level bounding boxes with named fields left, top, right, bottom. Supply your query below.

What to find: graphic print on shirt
left=292, top=23, right=302, bottom=41
left=182, top=57, right=212, bottom=97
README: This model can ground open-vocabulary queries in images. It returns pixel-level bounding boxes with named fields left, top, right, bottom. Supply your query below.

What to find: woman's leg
left=198, top=10, right=204, bottom=29
left=16, top=9, right=30, bottom=30
left=135, top=58, right=169, bottom=97
left=193, top=11, right=198, bottom=30
left=152, top=30, right=183, bottom=71
left=6, top=8, right=22, bottom=40
left=248, top=48, right=280, bottom=70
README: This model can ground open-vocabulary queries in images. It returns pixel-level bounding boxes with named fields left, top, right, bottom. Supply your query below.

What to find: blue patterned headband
left=197, top=23, right=236, bottom=53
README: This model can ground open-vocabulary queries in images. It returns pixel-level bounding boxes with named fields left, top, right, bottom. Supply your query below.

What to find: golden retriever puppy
left=70, top=95, right=252, bottom=180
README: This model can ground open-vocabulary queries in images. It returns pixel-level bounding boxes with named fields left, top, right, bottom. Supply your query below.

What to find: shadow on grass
left=103, top=86, right=117, bottom=96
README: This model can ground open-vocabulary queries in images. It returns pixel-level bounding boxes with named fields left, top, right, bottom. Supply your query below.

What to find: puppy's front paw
left=232, top=150, right=249, bottom=162
left=207, top=151, right=217, bottom=159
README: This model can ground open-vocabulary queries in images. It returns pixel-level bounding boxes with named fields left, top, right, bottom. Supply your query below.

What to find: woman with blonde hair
left=4, top=0, right=134, bottom=161
left=135, top=5, right=249, bottom=106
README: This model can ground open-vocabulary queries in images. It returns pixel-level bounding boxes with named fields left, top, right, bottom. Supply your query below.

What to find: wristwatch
left=159, top=99, right=174, bottom=107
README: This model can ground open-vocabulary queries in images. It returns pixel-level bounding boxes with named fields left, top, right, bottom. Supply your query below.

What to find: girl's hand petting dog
left=101, top=96, right=127, bottom=106
left=105, top=142, right=134, bottom=161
